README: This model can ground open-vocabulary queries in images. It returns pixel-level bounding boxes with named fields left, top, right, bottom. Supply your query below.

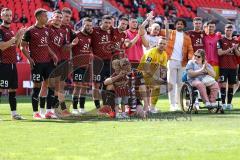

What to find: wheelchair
left=180, top=73, right=224, bottom=114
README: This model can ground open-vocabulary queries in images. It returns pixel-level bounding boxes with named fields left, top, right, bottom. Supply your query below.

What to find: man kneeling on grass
left=104, top=58, right=149, bottom=118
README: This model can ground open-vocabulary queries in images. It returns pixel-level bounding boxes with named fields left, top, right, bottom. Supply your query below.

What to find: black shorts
left=73, top=67, right=90, bottom=82
left=238, top=67, right=240, bottom=80
left=219, top=68, right=237, bottom=84
left=31, top=62, right=54, bottom=82
left=50, top=60, right=70, bottom=81
left=128, top=98, right=142, bottom=107
left=93, top=60, right=111, bottom=83
left=0, top=63, right=18, bottom=89
left=130, top=61, right=140, bottom=69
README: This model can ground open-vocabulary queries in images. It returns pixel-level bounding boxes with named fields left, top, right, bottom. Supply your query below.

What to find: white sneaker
left=72, top=109, right=80, bottom=115
left=222, top=104, right=227, bottom=110
left=149, top=107, right=159, bottom=113
left=194, top=103, right=200, bottom=110
left=205, top=102, right=211, bottom=107
left=115, top=113, right=124, bottom=119
left=79, top=108, right=86, bottom=114
left=121, top=112, right=129, bottom=118
left=40, top=109, right=45, bottom=118
left=170, top=104, right=178, bottom=111
left=226, top=104, right=233, bottom=110
left=211, top=102, right=218, bottom=107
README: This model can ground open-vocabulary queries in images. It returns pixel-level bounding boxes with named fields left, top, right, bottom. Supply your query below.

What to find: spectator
left=13, top=14, right=19, bottom=23
left=186, top=49, right=219, bottom=107
left=161, top=18, right=193, bottom=111
left=20, top=14, right=28, bottom=24
left=125, top=15, right=151, bottom=68
left=203, top=20, right=222, bottom=80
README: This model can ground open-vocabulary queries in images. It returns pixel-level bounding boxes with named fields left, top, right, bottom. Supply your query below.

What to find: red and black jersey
left=237, top=36, right=240, bottom=64
left=186, top=30, right=205, bottom=52
left=111, top=27, right=127, bottom=55
left=217, top=37, right=239, bottom=69
left=22, top=25, right=51, bottom=63
left=61, top=24, right=75, bottom=60
left=72, top=31, right=92, bottom=67
left=111, top=72, right=129, bottom=97
left=0, top=25, right=17, bottom=64
left=91, top=27, right=112, bottom=60
left=48, top=25, right=67, bottom=61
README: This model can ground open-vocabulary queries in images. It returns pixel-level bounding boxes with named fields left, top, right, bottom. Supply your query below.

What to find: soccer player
left=111, top=16, right=145, bottom=60
left=47, top=10, right=77, bottom=118
left=104, top=58, right=148, bottom=118
left=203, top=20, right=222, bottom=80
left=91, top=15, right=113, bottom=112
left=20, top=8, right=58, bottom=119
left=138, top=37, right=168, bottom=113
left=111, top=16, right=129, bottom=58
left=54, top=7, right=75, bottom=115
left=0, top=8, right=25, bottom=120
left=71, top=17, right=93, bottom=115
left=187, top=17, right=205, bottom=52
left=217, top=23, right=240, bottom=110
left=104, top=59, right=129, bottom=119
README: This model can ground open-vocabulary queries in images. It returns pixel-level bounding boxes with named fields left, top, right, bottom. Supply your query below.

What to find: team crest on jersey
left=146, top=57, right=152, bottom=63
left=45, top=31, right=49, bottom=36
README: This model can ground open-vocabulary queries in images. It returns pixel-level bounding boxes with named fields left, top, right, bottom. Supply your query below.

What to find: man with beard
left=162, top=18, right=194, bottom=111
left=47, top=10, right=78, bottom=118
left=0, top=8, right=25, bottom=120
left=90, top=15, right=114, bottom=113
left=71, top=17, right=93, bottom=115
left=21, top=8, right=58, bottom=119
left=111, top=16, right=143, bottom=60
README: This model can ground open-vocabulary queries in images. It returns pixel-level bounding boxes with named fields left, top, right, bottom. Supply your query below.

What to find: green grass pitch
left=0, top=93, right=240, bottom=160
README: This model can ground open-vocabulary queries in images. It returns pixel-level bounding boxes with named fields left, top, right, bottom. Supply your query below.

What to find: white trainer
left=79, top=108, right=86, bottom=114
left=115, top=113, right=124, bottom=119
left=226, top=104, right=233, bottom=110
left=72, top=109, right=80, bottom=115
left=149, top=107, right=159, bottom=113
left=222, top=104, right=227, bottom=110
left=170, top=104, right=178, bottom=111
left=121, top=112, right=129, bottom=118
left=205, top=102, right=211, bottom=107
